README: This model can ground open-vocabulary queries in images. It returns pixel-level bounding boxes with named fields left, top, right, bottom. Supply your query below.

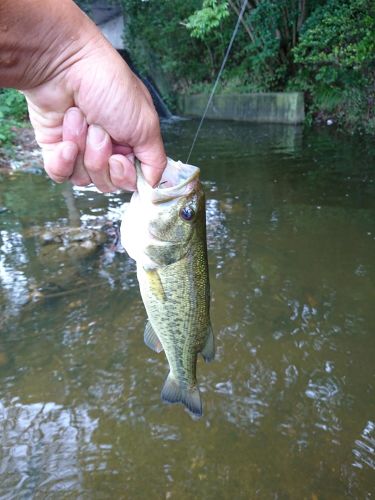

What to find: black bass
left=121, top=158, right=214, bottom=417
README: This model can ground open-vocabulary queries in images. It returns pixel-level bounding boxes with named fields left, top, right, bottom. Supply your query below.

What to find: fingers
left=41, top=105, right=167, bottom=192
left=84, top=124, right=115, bottom=192
left=62, top=109, right=133, bottom=192
left=112, top=144, right=133, bottom=156
left=61, top=109, right=115, bottom=192
left=133, top=110, right=167, bottom=187
left=43, top=141, right=79, bottom=183
left=138, top=150, right=167, bottom=188
left=109, top=154, right=137, bottom=191
left=135, top=139, right=167, bottom=187
left=62, top=107, right=90, bottom=186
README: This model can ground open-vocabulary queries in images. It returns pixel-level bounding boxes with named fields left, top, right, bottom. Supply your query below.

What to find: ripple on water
left=220, top=359, right=278, bottom=432
left=0, top=401, right=98, bottom=496
left=0, top=121, right=374, bottom=498
left=352, top=420, right=375, bottom=471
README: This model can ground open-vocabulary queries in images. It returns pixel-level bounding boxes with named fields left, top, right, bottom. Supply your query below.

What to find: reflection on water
left=0, top=230, right=29, bottom=317
left=0, top=122, right=374, bottom=498
left=353, top=420, right=375, bottom=470
left=0, top=401, right=98, bottom=497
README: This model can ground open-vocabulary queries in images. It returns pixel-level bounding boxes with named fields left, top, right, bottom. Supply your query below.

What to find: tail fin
left=161, top=373, right=202, bottom=417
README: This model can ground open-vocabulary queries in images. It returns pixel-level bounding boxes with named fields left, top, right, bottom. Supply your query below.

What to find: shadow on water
left=0, top=121, right=374, bottom=498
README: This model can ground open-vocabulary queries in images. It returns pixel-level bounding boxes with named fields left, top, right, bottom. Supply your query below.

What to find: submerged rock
left=35, top=226, right=107, bottom=278
left=39, top=226, right=107, bottom=259
left=41, top=230, right=62, bottom=244
left=20, top=226, right=109, bottom=300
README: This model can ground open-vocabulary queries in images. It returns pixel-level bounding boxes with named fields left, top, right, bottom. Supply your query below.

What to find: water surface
left=0, top=121, right=374, bottom=498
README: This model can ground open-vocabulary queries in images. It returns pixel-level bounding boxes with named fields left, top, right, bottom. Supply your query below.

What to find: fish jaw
left=136, top=158, right=200, bottom=204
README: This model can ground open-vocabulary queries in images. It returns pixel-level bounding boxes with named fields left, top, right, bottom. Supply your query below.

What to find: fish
left=121, top=158, right=214, bottom=417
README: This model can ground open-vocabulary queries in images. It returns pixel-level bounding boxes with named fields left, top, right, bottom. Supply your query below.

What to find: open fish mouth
left=137, top=158, right=200, bottom=204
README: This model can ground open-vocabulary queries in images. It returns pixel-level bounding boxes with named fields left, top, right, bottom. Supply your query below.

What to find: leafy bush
left=16, top=1, right=375, bottom=135
left=120, top=0, right=213, bottom=93
left=185, top=0, right=230, bottom=40
left=0, top=89, right=28, bottom=147
left=185, top=0, right=326, bottom=91
left=291, top=0, right=375, bottom=132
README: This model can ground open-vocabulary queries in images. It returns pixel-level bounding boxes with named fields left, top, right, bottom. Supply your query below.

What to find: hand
left=0, top=0, right=167, bottom=191
left=24, top=36, right=166, bottom=192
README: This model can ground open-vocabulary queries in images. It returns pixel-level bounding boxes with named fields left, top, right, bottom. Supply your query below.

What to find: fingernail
left=66, top=108, right=85, bottom=135
left=62, top=143, right=77, bottom=162
left=109, top=158, right=123, bottom=177
left=88, top=125, right=106, bottom=149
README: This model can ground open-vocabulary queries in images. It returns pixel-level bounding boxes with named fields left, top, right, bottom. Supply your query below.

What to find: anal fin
left=200, top=324, right=215, bottom=362
left=161, top=373, right=202, bottom=417
left=144, top=320, right=163, bottom=353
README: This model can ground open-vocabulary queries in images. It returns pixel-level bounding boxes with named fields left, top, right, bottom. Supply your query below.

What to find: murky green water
left=0, top=121, right=374, bottom=499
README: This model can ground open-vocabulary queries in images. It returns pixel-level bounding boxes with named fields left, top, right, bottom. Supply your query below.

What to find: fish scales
left=121, top=158, right=215, bottom=417
left=138, top=242, right=208, bottom=383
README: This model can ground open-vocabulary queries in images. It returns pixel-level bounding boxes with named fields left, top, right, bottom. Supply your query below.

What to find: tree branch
left=228, top=0, right=256, bottom=44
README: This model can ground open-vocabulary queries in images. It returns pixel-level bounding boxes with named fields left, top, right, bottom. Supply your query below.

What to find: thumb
left=135, top=140, right=167, bottom=187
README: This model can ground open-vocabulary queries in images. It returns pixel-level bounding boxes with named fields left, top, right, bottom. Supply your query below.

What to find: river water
left=0, top=121, right=374, bottom=499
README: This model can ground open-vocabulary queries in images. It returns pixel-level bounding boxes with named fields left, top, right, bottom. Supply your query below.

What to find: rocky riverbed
left=0, top=125, right=125, bottom=305
left=0, top=126, right=43, bottom=173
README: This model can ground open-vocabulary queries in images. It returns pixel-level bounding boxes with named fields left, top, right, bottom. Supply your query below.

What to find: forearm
left=0, top=0, right=101, bottom=89
left=0, top=0, right=166, bottom=191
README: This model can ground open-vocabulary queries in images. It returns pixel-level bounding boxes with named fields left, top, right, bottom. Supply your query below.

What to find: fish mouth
left=137, top=158, right=200, bottom=204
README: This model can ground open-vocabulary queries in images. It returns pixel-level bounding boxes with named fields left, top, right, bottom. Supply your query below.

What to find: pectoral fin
left=144, top=320, right=163, bottom=353
left=144, top=269, right=166, bottom=301
left=200, top=324, right=215, bottom=362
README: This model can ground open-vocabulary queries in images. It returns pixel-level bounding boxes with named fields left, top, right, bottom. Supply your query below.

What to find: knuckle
left=85, top=163, right=103, bottom=174
left=44, top=161, right=68, bottom=183
left=148, top=111, right=160, bottom=131
left=84, top=154, right=107, bottom=174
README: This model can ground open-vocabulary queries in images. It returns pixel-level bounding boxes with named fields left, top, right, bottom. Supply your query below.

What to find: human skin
left=0, top=0, right=167, bottom=191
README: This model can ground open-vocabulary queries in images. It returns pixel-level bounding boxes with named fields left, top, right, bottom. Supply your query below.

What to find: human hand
left=2, top=0, right=166, bottom=192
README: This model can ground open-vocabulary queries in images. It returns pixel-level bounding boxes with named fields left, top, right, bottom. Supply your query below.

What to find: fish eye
left=180, top=206, right=195, bottom=222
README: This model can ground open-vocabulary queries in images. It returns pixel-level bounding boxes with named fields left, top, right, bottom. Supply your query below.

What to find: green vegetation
left=0, top=89, right=28, bottom=148
left=292, top=0, right=375, bottom=133
left=120, top=0, right=375, bottom=133
left=1, top=1, right=373, bottom=139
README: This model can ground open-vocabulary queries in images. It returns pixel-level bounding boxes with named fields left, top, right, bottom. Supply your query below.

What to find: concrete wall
left=178, top=92, right=305, bottom=124
left=99, top=15, right=125, bottom=49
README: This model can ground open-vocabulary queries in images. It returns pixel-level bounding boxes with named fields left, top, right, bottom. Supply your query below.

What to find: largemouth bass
left=121, top=158, right=214, bottom=417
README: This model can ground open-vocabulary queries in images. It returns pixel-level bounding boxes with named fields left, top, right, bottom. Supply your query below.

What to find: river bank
left=178, top=92, right=305, bottom=125
left=0, top=126, right=42, bottom=172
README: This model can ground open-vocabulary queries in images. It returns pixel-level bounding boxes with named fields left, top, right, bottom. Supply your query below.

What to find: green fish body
left=121, top=158, right=214, bottom=416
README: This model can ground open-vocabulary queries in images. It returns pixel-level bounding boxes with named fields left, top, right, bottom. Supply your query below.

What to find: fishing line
left=186, top=0, right=248, bottom=163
